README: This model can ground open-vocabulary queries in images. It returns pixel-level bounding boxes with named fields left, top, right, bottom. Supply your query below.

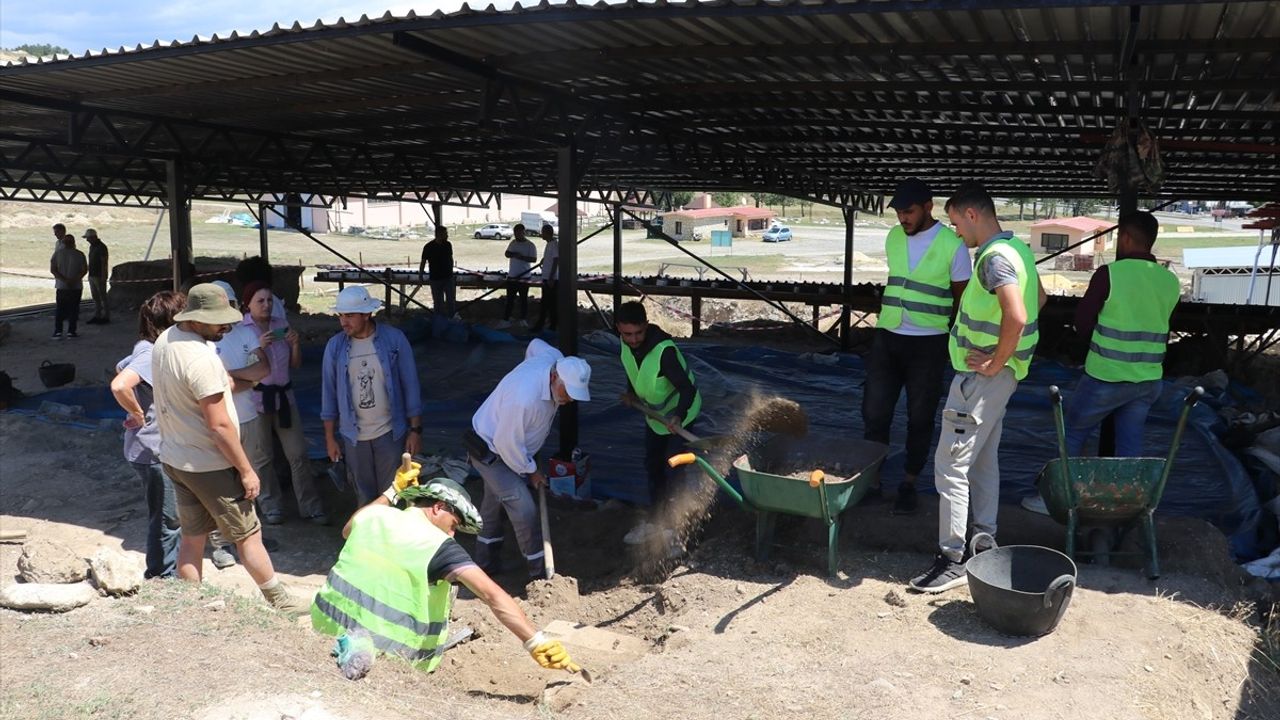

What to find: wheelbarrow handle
left=1049, top=385, right=1062, bottom=406
left=807, top=470, right=825, bottom=488
left=667, top=452, right=751, bottom=511
left=668, top=453, right=697, bottom=468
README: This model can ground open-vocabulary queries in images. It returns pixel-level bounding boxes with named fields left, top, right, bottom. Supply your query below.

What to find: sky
left=1, top=0, right=521, bottom=56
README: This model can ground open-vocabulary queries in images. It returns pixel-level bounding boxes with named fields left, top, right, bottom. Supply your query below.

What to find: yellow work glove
left=523, top=632, right=580, bottom=672
left=381, top=461, right=421, bottom=503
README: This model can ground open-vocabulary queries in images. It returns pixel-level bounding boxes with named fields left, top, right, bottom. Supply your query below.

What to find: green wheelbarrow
left=670, top=434, right=887, bottom=577
left=1036, top=384, right=1204, bottom=578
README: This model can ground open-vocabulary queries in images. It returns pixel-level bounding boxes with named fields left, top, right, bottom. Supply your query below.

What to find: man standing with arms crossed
left=862, top=178, right=970, bottom=515
left=910, top=183, right=1046, bottom=593
left=50, top=231, right=87, bottom=339
left=418, top=225, right=456, bottom=319
left=497, top=224, right=538, bottom=329
left=84, top=229, right=110, bottom=324
left=151, top=283, right=306, bottom=612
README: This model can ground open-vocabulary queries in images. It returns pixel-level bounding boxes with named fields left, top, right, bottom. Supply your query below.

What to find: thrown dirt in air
left=630, top=392, right=809, bottom=581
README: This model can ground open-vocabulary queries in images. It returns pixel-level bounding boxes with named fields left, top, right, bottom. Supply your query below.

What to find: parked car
left=474, top=223, right=513, bottom=240
left=762, top=226, right=793, bottom=243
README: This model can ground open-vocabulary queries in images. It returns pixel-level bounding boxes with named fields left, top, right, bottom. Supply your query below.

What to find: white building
left=1183, top=245, right=1280, bottom=305
left=263, top=194, right=612, bottom=233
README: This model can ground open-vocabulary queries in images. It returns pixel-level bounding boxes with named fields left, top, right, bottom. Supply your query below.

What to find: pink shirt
left=241, top=313, right=293, bottom=414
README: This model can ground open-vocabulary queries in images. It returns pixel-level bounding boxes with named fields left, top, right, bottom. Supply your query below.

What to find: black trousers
left=644, top=418, right=698, bottom=508
left=54, top=287, right=82, bottom=333
left=860, top=329, right=949, bottom=477
left=534, top=280, right=558, bottom=330
left=503, top=281, right=529, bottom=320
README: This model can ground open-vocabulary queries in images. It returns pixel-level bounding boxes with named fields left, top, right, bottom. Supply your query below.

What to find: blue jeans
left=131, top=462, right=180, bottom=579
left=1064, top=375, right=1163, bottom=457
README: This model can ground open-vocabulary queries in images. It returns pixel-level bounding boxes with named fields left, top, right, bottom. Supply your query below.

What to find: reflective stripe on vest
left=310, top=505, right=453, bottom=672
left=620, top=337, right=701, bottom=435
left=1085, top=258, right=1180, bottom=383
left=877, top=224, right=963, bottom=331
left=948, top=235, right=1041, bottom=380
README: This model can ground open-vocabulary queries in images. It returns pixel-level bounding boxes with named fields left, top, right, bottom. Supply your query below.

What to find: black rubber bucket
left=965, top=533, right=1077, bottom=637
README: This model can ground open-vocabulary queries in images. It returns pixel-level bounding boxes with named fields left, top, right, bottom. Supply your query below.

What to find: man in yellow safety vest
left=312, top=466, right=580, bottom=677
left=909, top=183, right=1047, bottom=594
left=863, top=177, right=971, bottom=515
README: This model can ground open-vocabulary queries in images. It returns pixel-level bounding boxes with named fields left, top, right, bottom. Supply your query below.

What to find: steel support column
left=557, top=144, right=579, bottom=457
left=612, top=203, right=623, bottom=313
left=258, top=203, right=270, bottom=261
left=840, top=206, right=856, bottom=350
left=165, top=159, right=192, bottom=290
left=431, top=202, right=443, bottom=229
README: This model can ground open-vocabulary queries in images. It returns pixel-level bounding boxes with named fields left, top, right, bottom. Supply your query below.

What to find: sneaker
left=1021, top=495, right=1049, bottom=515
left=264, top=512, right=285, bottom=526
left=261, top=582, right=310, bottom=615
left=515, top=319, right=528, bottom=329
left=307, top=513, right=330, bottom=527
left=908, top=553, right=968, bottom=593
left=495, top=320, right=511, bottom=329
left=892, top=484, right=918, bottom=515
left=51, top=331, right=63, bottom=340
left=211, top=546, right=237, bottom=569
left=66, top=331, right=79, bottom=338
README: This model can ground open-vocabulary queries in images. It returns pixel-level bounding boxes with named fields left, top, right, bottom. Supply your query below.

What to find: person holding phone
left=239, top=281, right=328, bottom=525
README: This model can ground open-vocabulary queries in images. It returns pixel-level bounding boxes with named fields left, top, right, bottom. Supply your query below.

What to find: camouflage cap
left=399, top=477, right=482, bottom=534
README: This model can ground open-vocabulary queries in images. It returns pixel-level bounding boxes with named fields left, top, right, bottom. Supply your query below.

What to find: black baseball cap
left=888, top=177, right=933, bottom=210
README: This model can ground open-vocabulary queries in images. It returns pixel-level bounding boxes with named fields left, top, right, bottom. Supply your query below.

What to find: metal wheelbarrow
left=670, top=434, right=888, bottom=576
left=1036, top=384, right=1204, bottom=578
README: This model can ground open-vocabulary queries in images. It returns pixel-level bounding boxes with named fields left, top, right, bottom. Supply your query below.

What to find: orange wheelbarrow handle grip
left=668, top=452, right=697, bottom=468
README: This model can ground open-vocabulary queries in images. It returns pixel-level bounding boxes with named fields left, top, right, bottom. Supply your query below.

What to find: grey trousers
left=255, top=403, right=325, bottom=519
left=342, top=431, right=403, bottom=505
left=88, top=276, right=109, bottom=319
left=470, top=454, right=545, bottom=577
left=933, top=368, right=1019, bottom=562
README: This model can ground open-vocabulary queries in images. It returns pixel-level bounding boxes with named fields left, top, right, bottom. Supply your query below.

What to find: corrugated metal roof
left=1183, top=245, right=1280, bottom=270
left=1, top=0, right=1277, bottom=208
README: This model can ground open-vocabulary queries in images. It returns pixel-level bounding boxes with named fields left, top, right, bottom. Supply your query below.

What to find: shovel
left=624, top=397, right=702, bottom=444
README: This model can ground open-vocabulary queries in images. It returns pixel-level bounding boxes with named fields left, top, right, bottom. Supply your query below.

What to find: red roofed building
left=659, top=206, right=777, bottom=241
left=1030, top=216, right=1115, bottom=256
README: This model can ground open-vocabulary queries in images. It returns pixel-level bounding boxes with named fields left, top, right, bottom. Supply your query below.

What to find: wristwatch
left=408, top=426, right=423, bottom=434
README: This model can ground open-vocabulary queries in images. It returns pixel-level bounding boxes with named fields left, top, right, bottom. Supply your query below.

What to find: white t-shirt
left=893, top=222, right=974, bottom=337
left=542, top=239, right=560, bottom=281
left=348, top=335, right=392, bottom=441
left=152, top=325, right=239, bottom=472
left=506, top=238, right=537, bottom=279
left=216, top=324, right=263, bottom=422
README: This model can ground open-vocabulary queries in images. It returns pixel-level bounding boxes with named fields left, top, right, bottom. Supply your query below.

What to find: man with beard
left=151, top=283, right=307, bottom=612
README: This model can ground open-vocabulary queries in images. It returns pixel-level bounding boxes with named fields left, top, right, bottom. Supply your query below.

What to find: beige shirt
left=152, top=325, right=239, bottom=472
left=348, top=335, right=392, bottom=441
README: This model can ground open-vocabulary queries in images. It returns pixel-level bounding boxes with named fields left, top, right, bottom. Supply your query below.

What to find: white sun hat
left=333, top=286, right=383, bottom=314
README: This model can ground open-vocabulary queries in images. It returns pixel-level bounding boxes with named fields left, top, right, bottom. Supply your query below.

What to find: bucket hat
left=333, top=286, right=383, bottom=314
left=175, top=283, right=245, bottom=325
left=399, top=477, right=482, bottom=534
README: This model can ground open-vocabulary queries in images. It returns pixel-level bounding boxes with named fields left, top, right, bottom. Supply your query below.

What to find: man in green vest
left=1042, top=211, right=1180, bottom=477
left=863, top=177, right=971, bottom=515
left=910, top=183, right=1047, bottom=593
left=615, top=301, right=702, bottom=550
left=312, top=465, right=580, bottom=677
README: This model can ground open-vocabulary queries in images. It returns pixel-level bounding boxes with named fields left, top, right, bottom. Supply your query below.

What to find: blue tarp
left=9, top=320, right=1263, bottom=559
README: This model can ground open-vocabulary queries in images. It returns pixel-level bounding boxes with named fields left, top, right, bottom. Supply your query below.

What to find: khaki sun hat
left=175, top=283, right=246, bottom=325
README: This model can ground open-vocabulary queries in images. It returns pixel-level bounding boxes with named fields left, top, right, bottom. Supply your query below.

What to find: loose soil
left=4, top=403, right=1280, bottom=718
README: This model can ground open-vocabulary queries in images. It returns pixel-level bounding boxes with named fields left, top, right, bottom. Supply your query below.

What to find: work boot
left=261, top=582, right=311, bottom=615
left=892, top=484, right=917, bottom=515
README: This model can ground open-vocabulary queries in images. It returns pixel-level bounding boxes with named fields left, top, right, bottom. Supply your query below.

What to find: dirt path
left=2, top=411, right=1278, bottom=719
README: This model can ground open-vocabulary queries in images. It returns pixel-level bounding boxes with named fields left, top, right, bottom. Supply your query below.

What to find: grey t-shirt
left=117, top=340, right=162, bottom=465
left=976, top=234, right=1020, bottom=293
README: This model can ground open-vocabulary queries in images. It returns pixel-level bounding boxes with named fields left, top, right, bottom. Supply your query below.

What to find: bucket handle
left=1044, top=574, right=1075, bottom=610
left=968, top=532, right=998, bottom=559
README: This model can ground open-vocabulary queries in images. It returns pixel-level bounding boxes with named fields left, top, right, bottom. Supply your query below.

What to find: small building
left=1183, top=246, right=1280, bottom=306
left=658, top=206, right=777, bottom=242
left=1030, top=217, right=1115, bottom=256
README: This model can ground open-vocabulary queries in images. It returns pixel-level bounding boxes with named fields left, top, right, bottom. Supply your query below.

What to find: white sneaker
left=495, top=320, right=511, bottom=329
left=1021, top=495, right=1049, bottom=516
left=516, top=319, right=528, bottom=328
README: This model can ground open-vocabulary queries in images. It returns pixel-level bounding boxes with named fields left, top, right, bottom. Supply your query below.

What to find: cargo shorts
left=163, top=464, right=262, bottom=544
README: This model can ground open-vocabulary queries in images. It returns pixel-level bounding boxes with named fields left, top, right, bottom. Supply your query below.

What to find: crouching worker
left=311, top=465, right=579, bottom=678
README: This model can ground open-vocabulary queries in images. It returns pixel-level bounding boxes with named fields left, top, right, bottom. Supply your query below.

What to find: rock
left=204, top=599, right=227, bottom=611
left=88, top=636, right=109, bottom=647
left=17, top=539, right=88, bottom=583
left=0, top=582, right=96, bottom=612
left=952, top=689, right=964, bottom=700
left=960, top=676, right=973, bottom=685
left=133, top=605, right=155, bottom=615
left=88, top=548, right=142, bottom=596
left=866, top=678, right=897, bottom=693
left=883, top=590, right=908, bottom=608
